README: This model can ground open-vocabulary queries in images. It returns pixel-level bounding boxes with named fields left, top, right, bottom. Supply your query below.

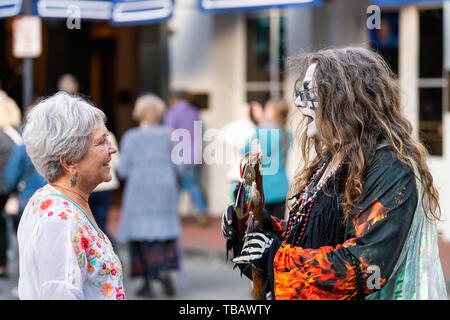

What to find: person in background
left=243, top=99, right=291, bottom=220
left=117, top=94, right=180, bottom=298
left=57, top=73, right=79, bottom=95
left=164, top=91, right=210, bottom=227
left=4, top=103, right=47, bottom=233
left=218, top=102, right=256, bottom=200
left=0, top=88, right=22, bottom=278
left=250, top=101, right=265, bottom=126
left=57, top=73, right=120, bottom=241
left=17, top=92, right=124, bottom=299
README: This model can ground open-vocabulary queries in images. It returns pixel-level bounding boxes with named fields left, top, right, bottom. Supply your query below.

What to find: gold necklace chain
left=51, top=184, right=89, bottom=207
left=49, top=184, right=104, bottom=239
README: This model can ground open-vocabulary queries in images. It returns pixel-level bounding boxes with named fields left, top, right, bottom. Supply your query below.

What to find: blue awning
left=111, top=0, right=173, bottom=25
left=0, top=0, right=174, bottom=24
left=199, top=0, right=322, bottom=13
left=372, top=0, right=444, bottom=5
left=0, top=0, right=23, bottom=18
left=35, top=0, right=113, bottom=20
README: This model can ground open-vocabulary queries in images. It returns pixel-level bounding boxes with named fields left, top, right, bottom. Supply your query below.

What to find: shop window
left=419, top=88, right=443, bottom=155
left=246, top=11, right=286, bottom=106
left=418, top=8, right=444, bottom=156
left=246, top=91, right=271, bottom=105
left=369, top=11, right=399, bottom=76
left=419, top=9, right=443, bottom=78
left=186, top=92, right=209, bottom=110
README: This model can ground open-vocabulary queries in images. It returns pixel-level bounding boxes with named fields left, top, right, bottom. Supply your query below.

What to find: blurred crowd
left=0, top=74, right=293, bottom=298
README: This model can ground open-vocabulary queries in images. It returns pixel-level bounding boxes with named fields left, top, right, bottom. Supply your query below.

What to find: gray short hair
left=132, top=93, right=165, bottom=124
left=23, top=92, right=106, bottom=182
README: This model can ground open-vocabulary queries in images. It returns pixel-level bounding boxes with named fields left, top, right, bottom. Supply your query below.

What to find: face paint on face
left=295, top=63, right=318, bottom=138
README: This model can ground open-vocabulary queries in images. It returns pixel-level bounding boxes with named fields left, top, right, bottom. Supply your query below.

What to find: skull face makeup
left=295, top=63, right=318, bottom=138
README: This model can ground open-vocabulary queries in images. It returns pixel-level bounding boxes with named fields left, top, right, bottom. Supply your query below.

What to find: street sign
left=200, top=0, right=321, bottom=12
left=35, top=0, right=113, bottom=20
left=0, top=0, right=22, bottom=18
left=12, top=15, right=42, bottom=58
left=111, top=0, right=174, bottom=25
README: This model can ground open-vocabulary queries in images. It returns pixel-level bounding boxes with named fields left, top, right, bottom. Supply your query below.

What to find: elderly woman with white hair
left=116, top=93, right=180, bottom=298
left=17, top=92, right=125, bottom=300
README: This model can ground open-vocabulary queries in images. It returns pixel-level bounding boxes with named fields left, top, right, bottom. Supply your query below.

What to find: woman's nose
left=295, top=96, right=306, bottom=108
left=108, top=140, right=118, bottom=154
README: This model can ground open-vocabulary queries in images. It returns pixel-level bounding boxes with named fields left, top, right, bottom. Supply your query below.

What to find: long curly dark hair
left=287, top=47, right=440, bottom=222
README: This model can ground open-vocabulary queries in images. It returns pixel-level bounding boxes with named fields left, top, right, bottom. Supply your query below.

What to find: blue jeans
left=178, top=165, right=207, bottom=214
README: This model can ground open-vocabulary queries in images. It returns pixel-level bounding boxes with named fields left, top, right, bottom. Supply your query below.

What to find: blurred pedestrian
left=4, top=104, right=47, bottom=233
left=164, top=91, right=210, bottom=227
left=250, top=101, right=265, bottom=126
left=218, top=102, right=256, bottom=200
left=117, top=93, right=180, bottom=298
left=57, top=73, right=79, bottom=95
left=243, top=99, right=291, bottom=220
left=57, top=73, right=120, bottom=241
left=17, top=92, right=124, bottom=299
left=0, top=88, right=21, bottom=278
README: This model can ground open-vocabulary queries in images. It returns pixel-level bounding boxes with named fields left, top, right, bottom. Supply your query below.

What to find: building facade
left=169, top=0, right=450, bottom=240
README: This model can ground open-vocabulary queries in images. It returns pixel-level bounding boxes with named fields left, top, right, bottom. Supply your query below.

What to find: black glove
left=232, top=231, right=278, bottom=271
left=222, top=203, right=237, bottom=240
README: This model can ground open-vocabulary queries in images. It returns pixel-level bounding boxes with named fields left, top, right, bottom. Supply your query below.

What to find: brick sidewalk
left=106, top=207, right=226, bottom=252
left=179, top=217, right=225, bottom=252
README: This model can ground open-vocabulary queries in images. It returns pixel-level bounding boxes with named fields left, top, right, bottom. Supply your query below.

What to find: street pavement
left=1, top=215, right=449, bottom=300
left=119, top=247, right=252, bottom=300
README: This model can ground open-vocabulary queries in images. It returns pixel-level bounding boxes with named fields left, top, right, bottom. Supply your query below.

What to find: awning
left=111, top=0, right=173, bottom=25
left=36, top=0, right=113, bottom=20
left=0, top=0, right=23, bottom=18
left=199, top=0, right=322, bottom=13
left=0, top=0, right=174, bottom=24
left=372, top=0, right=444, bottom=5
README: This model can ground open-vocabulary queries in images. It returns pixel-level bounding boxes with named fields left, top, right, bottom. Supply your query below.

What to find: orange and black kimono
left=229, top=146, right=419, bottom=300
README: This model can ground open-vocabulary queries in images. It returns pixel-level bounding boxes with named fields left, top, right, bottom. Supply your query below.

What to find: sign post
left=13, top=0, right=41, bottom=111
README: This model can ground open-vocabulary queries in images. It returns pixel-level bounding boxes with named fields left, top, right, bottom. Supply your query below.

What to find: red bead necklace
left=284, top=155, right=347, bottom=245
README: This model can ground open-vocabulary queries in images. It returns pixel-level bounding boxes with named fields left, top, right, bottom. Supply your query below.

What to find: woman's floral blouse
left=17, top=184, right=126, bottom=300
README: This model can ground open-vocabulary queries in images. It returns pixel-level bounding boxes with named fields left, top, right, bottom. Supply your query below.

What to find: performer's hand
left=222, top=203, right=237, bottom=239
left=232, top=231, right=276, bottom=271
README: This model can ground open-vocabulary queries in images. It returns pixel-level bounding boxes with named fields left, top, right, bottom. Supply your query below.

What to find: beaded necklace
left=284, top=155, right=347, bottom=245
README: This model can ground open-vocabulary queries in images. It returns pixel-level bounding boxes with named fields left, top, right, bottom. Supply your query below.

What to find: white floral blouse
left=17, top=184, right=126, bottom=300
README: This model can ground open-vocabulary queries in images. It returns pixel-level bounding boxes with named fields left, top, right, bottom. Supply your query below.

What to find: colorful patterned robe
left=272, top=148, right=420, bottom=299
